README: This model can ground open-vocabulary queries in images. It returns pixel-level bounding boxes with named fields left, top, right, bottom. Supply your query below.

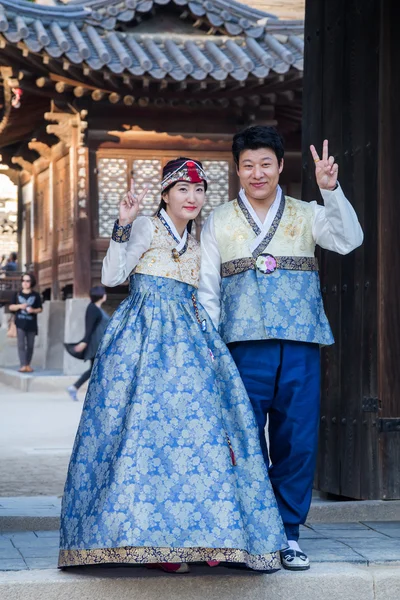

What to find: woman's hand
left=74, top=342, right=87, bottom=353
left=9, top=303, right=27, bottom=312
left=119, top=178, right=149, bottom=226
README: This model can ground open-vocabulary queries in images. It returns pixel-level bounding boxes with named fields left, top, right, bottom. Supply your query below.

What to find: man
left=198, top=126, right=363, bottom=571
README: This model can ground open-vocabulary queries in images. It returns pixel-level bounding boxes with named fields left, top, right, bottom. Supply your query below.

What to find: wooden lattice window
left=96, top=152, right=231, bottom=238
left=132, top=159, right=162, bottom=216
left=195, top=160, right=230, bottom=235
left=97, top=157, right=128, bottom=237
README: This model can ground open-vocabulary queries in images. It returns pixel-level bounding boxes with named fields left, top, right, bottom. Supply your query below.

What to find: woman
left=59, top=157, right=286, bottom=573
left=66, top=286, right=110, bottom=401
left=9, top=272, right=42, bottom=373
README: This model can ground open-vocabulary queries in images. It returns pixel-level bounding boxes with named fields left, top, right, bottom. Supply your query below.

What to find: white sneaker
left=66, top=386, right=78, bottom=401
left=281, top=548, right=310, bottom=571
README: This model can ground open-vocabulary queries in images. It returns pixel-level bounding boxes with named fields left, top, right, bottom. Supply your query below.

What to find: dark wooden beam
left=377, top=0, right=400, bottom=499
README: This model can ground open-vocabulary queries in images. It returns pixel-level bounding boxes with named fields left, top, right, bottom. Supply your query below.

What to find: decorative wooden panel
left=200, top=159, right=230, bottom=223
left=55, top=154, right=72, bottom=243
left=36, top=169, right=50, bottom=262
left=97, top=157, right=128, bottom=237
left=131, top=158, right=162, bottom=216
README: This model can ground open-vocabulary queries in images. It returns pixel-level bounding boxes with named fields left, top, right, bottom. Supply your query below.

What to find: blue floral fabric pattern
left=59, top=274, right=287, bottom=570
left=220, top=269, right=334, bottom=346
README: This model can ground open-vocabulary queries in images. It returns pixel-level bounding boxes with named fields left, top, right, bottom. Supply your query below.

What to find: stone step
left=308, top=498, right=400, bottom=523
left=0, top=368, right=83, bottom=392
left=0, top=563, right=399, bottom=600
left=0, top=497, right=61, bottom=533
left=1, top=496, right=400, bottom=532
left=4, top=521, right=400, bottom=571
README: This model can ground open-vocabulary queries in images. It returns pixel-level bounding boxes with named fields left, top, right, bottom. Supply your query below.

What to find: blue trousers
left=229, top=340, right=320, bottom=541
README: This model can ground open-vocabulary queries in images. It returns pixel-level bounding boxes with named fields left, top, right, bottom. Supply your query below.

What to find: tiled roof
left=239, top=1, right=305, bottom=21
left=0, top=0, right=304, bottom=81
left=26, top=0, right=299, bottom=35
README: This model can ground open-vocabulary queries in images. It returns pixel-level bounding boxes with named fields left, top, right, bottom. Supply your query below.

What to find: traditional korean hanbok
left=58, top=205, right=287, bottom=571
left=198, top=181, right=363, bottom=564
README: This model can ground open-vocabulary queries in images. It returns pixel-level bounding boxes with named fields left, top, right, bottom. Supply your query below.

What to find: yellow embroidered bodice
left=213, top=196, right=316, bottom=262
left=134, top=217, right=200, bottom=288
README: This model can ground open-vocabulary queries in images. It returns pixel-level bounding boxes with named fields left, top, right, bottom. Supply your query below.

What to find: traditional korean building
left=0, top=0, right=304, bottom=302
left=4, top=0, right=398, bottom=503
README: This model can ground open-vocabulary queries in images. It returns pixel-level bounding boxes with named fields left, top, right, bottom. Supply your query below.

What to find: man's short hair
left=232, top=126, right=285, bottom=166
left=10, top=252, right=17, bottom=261
left=90, top=285, right=106, bottom=303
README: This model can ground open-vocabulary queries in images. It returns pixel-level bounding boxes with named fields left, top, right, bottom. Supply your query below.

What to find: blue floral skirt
left=59, top=274, right=286, bottom=570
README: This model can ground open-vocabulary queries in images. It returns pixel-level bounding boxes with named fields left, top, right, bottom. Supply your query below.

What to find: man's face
left=237, top=148, right=284, bottom=202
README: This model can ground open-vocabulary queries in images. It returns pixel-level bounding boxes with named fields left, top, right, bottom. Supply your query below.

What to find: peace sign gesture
left=310, top=140, right=339, bottom=191
left=119, top=178, right=149, bottom=225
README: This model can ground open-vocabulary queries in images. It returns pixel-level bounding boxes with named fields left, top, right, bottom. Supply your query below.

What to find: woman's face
left=163, top=181, right=205, bottom=224
left=21, top=276, right=32, bottom=291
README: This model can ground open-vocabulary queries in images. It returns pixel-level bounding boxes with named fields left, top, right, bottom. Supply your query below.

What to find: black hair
left=90, top=285, right=106, bottom=303
left=10, top=252, right=17, bottom=261
left=232, top=126, right=285, bottom=166
left=21, top=272, right=36, bottom=288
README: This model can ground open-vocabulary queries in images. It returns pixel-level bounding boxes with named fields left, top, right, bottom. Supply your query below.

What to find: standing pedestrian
left=66, top=286, right=110, bottom=401
left=9, top=272, right=42, bottom=373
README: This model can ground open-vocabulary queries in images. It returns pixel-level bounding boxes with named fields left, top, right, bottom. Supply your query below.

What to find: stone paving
left=0, top=497, right=61, bottom=519
left=1, top=382, right=400, bottom=581
left=1, top=522, right=400, bottom=571
left=0, top=385, right=82, bottom=497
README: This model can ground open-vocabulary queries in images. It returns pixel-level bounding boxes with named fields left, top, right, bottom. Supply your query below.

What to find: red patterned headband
left=161, top=159, right=208, bottom=192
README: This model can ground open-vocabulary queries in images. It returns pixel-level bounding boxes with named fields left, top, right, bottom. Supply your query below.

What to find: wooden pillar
left=17, top=173, right=24, bottom=269
left=20, top=171, right=34, bottom=271
left=377, top=0, right=400, bottom=499
left=11, top=159, right=35, bottom=271
left=49, top=158, right=60, bottom=299
left=32, top=172, right=38, bottom=272
left=301, top=0, right=399, bottom=498
left=71, top=140, right=91, bottom=298
left=45, top=109, right=90, bottom=298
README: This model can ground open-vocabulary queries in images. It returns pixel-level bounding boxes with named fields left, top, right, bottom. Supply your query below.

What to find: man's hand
left=310, top=139, right=338, bottom=191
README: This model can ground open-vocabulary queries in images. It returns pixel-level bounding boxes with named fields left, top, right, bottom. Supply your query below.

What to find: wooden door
left=302, top=0, right=380, bottom=498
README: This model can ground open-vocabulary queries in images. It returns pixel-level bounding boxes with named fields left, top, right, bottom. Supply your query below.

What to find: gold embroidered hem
left=59, top=546, right=281, bottom=571
left=221, top=256, right=319, bottom=278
